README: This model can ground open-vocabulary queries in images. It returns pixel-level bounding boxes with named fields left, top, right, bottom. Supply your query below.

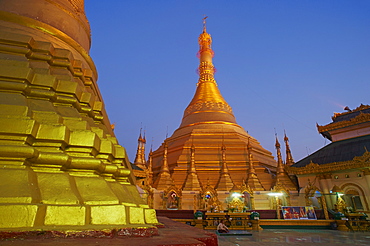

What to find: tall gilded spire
left=142, top=130, right=147, bottom=162
left=284, top=131, right=294, bottom=166
left=161, top=141, right=170, bottom=173
left=134, top=128, right=146, bottom=169
left=182, top=144, right=202, bottom=191
left=179, top=17, right=237, bottom=128
left=153, top=140, right=174, bottom=189
left=275, top=136, right=284, bottom=175
left=245, top=138, right=264, bottom=191
left=220, top=144, right=229, bottom=174
left=189, top=144, right=197, bottom=173
left=274, top=135, right=297, bottom=191
left=147, top=145, right=154, bottom=186
left=215, top=143, right=234, bottom=191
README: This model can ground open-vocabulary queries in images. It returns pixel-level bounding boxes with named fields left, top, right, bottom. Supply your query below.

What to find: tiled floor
left=2, top=227, right=370, bottom=245
left=217, top=229, right=370, bottom=245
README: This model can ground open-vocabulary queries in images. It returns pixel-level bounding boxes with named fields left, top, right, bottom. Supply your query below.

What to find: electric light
left=267, top=192, right=283, bottom=197
left=232, top=192, right=241, bottom=198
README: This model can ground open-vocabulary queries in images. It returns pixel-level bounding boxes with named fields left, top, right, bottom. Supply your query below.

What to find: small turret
left=133, top=128, right=147, bottom=170
left=182, top=144, right=202, bottom=191
left=153, top=140, right=175, bottom=189
left=215, top=143, right=234, bottom=191
left=245, top=138, right=264, bottom=191
left=275, top=136, right=284, bottom=175
left=147, top=146, right=154, bottom=186
left=274, top=135, right=297, bottom=191
left=284, top=131, right=294, bottom=166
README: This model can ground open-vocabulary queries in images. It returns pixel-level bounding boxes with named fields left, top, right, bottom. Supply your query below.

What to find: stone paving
left=2, top=225, right=370, bottom=245
left=217, top=229, right=370, bottom=246
left=0, top=217, right=217, bottom=246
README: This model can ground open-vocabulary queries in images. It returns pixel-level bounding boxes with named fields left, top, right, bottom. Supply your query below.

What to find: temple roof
left=292, top=135, right=370, bottom=168
left=130, top=162, right=143, bottom=171
left=317, top=104, right=370, bottom=141
left=332, top=104, right=370, bottom=123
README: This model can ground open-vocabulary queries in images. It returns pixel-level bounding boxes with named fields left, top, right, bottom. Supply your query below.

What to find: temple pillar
left=318, top=174, right=333, bottom=209
left=363, top=169, right=370, bottom=192
left=362, top=169, right=370, bottom=210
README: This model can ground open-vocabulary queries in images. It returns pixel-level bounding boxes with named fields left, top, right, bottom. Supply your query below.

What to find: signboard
left=282, top=206, right=317, bottom=220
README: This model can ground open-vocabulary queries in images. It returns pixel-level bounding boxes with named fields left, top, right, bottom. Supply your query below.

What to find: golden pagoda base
left=0, top=8, right=158, bottom=233
left=0, top=166, right=159, bottom=233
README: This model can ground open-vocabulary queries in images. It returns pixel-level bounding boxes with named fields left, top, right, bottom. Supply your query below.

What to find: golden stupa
left=0, top=0, right=157, bottom=233
left=150, top=19, right=279, bottom=210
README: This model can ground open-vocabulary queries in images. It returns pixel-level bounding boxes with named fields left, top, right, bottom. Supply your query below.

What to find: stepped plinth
left=0, top=0, right=157, bottom=233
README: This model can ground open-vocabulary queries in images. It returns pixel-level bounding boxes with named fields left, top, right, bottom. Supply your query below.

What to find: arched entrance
left=201, top=180, right=222, bottom=212
left=341, top=183, right=368, bottom=212
left=163, top=185, right=182, bottom=210
left=304, top=179, right=329, bottom=219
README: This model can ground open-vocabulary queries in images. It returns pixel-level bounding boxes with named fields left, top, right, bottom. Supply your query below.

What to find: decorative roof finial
left=284, top=130, right=294, bottom=166
left=202, top=16, right=208, bottom=32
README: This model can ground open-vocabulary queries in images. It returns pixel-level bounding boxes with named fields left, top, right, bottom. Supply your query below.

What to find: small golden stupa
left=0, top=0, right=157, bottom=233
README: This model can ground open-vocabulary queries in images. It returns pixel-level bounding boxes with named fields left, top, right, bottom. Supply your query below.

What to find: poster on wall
left=282, top=206, right=317, bottom=220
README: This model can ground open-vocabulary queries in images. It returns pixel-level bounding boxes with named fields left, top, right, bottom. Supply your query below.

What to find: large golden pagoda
left=150, top=19, right=278, bottom=210
left=0, top=0, right=157, bottom=233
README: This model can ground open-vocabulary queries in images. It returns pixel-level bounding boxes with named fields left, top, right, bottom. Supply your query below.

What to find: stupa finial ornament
left=202, top=16, right=208, bottom=32
left=198, top=16, right=213, bottom=57
left=179, top=17, right=237, bottom=127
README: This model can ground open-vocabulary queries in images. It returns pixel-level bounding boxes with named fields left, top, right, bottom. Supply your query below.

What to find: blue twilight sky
left=85, top=1, right=370, bottom=163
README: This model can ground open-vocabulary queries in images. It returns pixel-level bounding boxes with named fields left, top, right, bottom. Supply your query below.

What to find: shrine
left=133, top=18, right=300, bottom=212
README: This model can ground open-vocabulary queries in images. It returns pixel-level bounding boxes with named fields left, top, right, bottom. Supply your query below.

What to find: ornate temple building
left=135, top=20, right=299, bottom=211
left=288, top=104, right=370, bottom=215
left=0, top=0, right=157, bottom=233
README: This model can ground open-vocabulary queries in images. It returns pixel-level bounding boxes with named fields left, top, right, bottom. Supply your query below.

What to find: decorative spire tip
left=202, top=16, right=208, bottom=32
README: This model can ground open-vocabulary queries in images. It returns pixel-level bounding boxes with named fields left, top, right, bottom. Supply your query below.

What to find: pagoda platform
left=0, top=217, right=218, bottom=246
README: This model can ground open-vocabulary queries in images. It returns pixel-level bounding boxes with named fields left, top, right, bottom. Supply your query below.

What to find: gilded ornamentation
left=67, top=0, right=84, bottom=13
left=43, top=0, right=89, bottom=36
left=0, top=1, right=158, bottom=231
left=163, top=185, right=182, bottom=210
left=362, top=168, right=370, bottom=175
left=331, top=104, right=370, bottom=120
left=300, top=177, right=329, bottom=219
left=284, top=132, right=294, bottom=165
left=185, top=101, right=233, bottom=116
left=340, top=183, right=369, bottom=211
left=334, top=196, right=347, bottom=213
left=286, top=150, right=370, bottom=175
left=304, top=179, right=323, bottom=209
left=228, top=197, right=245, bottom=212
left=240, top=182, right=255, bottom=210
left=201, top=180, right=222, bottom=212
left=272, top=184, right=291, bottom=206
left=318, top=110, right=370, bottom=133
left=275, top=136, right=297, bottom=191
left=240, top=182, right=253, bottom=195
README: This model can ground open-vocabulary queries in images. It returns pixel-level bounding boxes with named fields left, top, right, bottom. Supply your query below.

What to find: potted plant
left=250, top=211, right=260, bottom=220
